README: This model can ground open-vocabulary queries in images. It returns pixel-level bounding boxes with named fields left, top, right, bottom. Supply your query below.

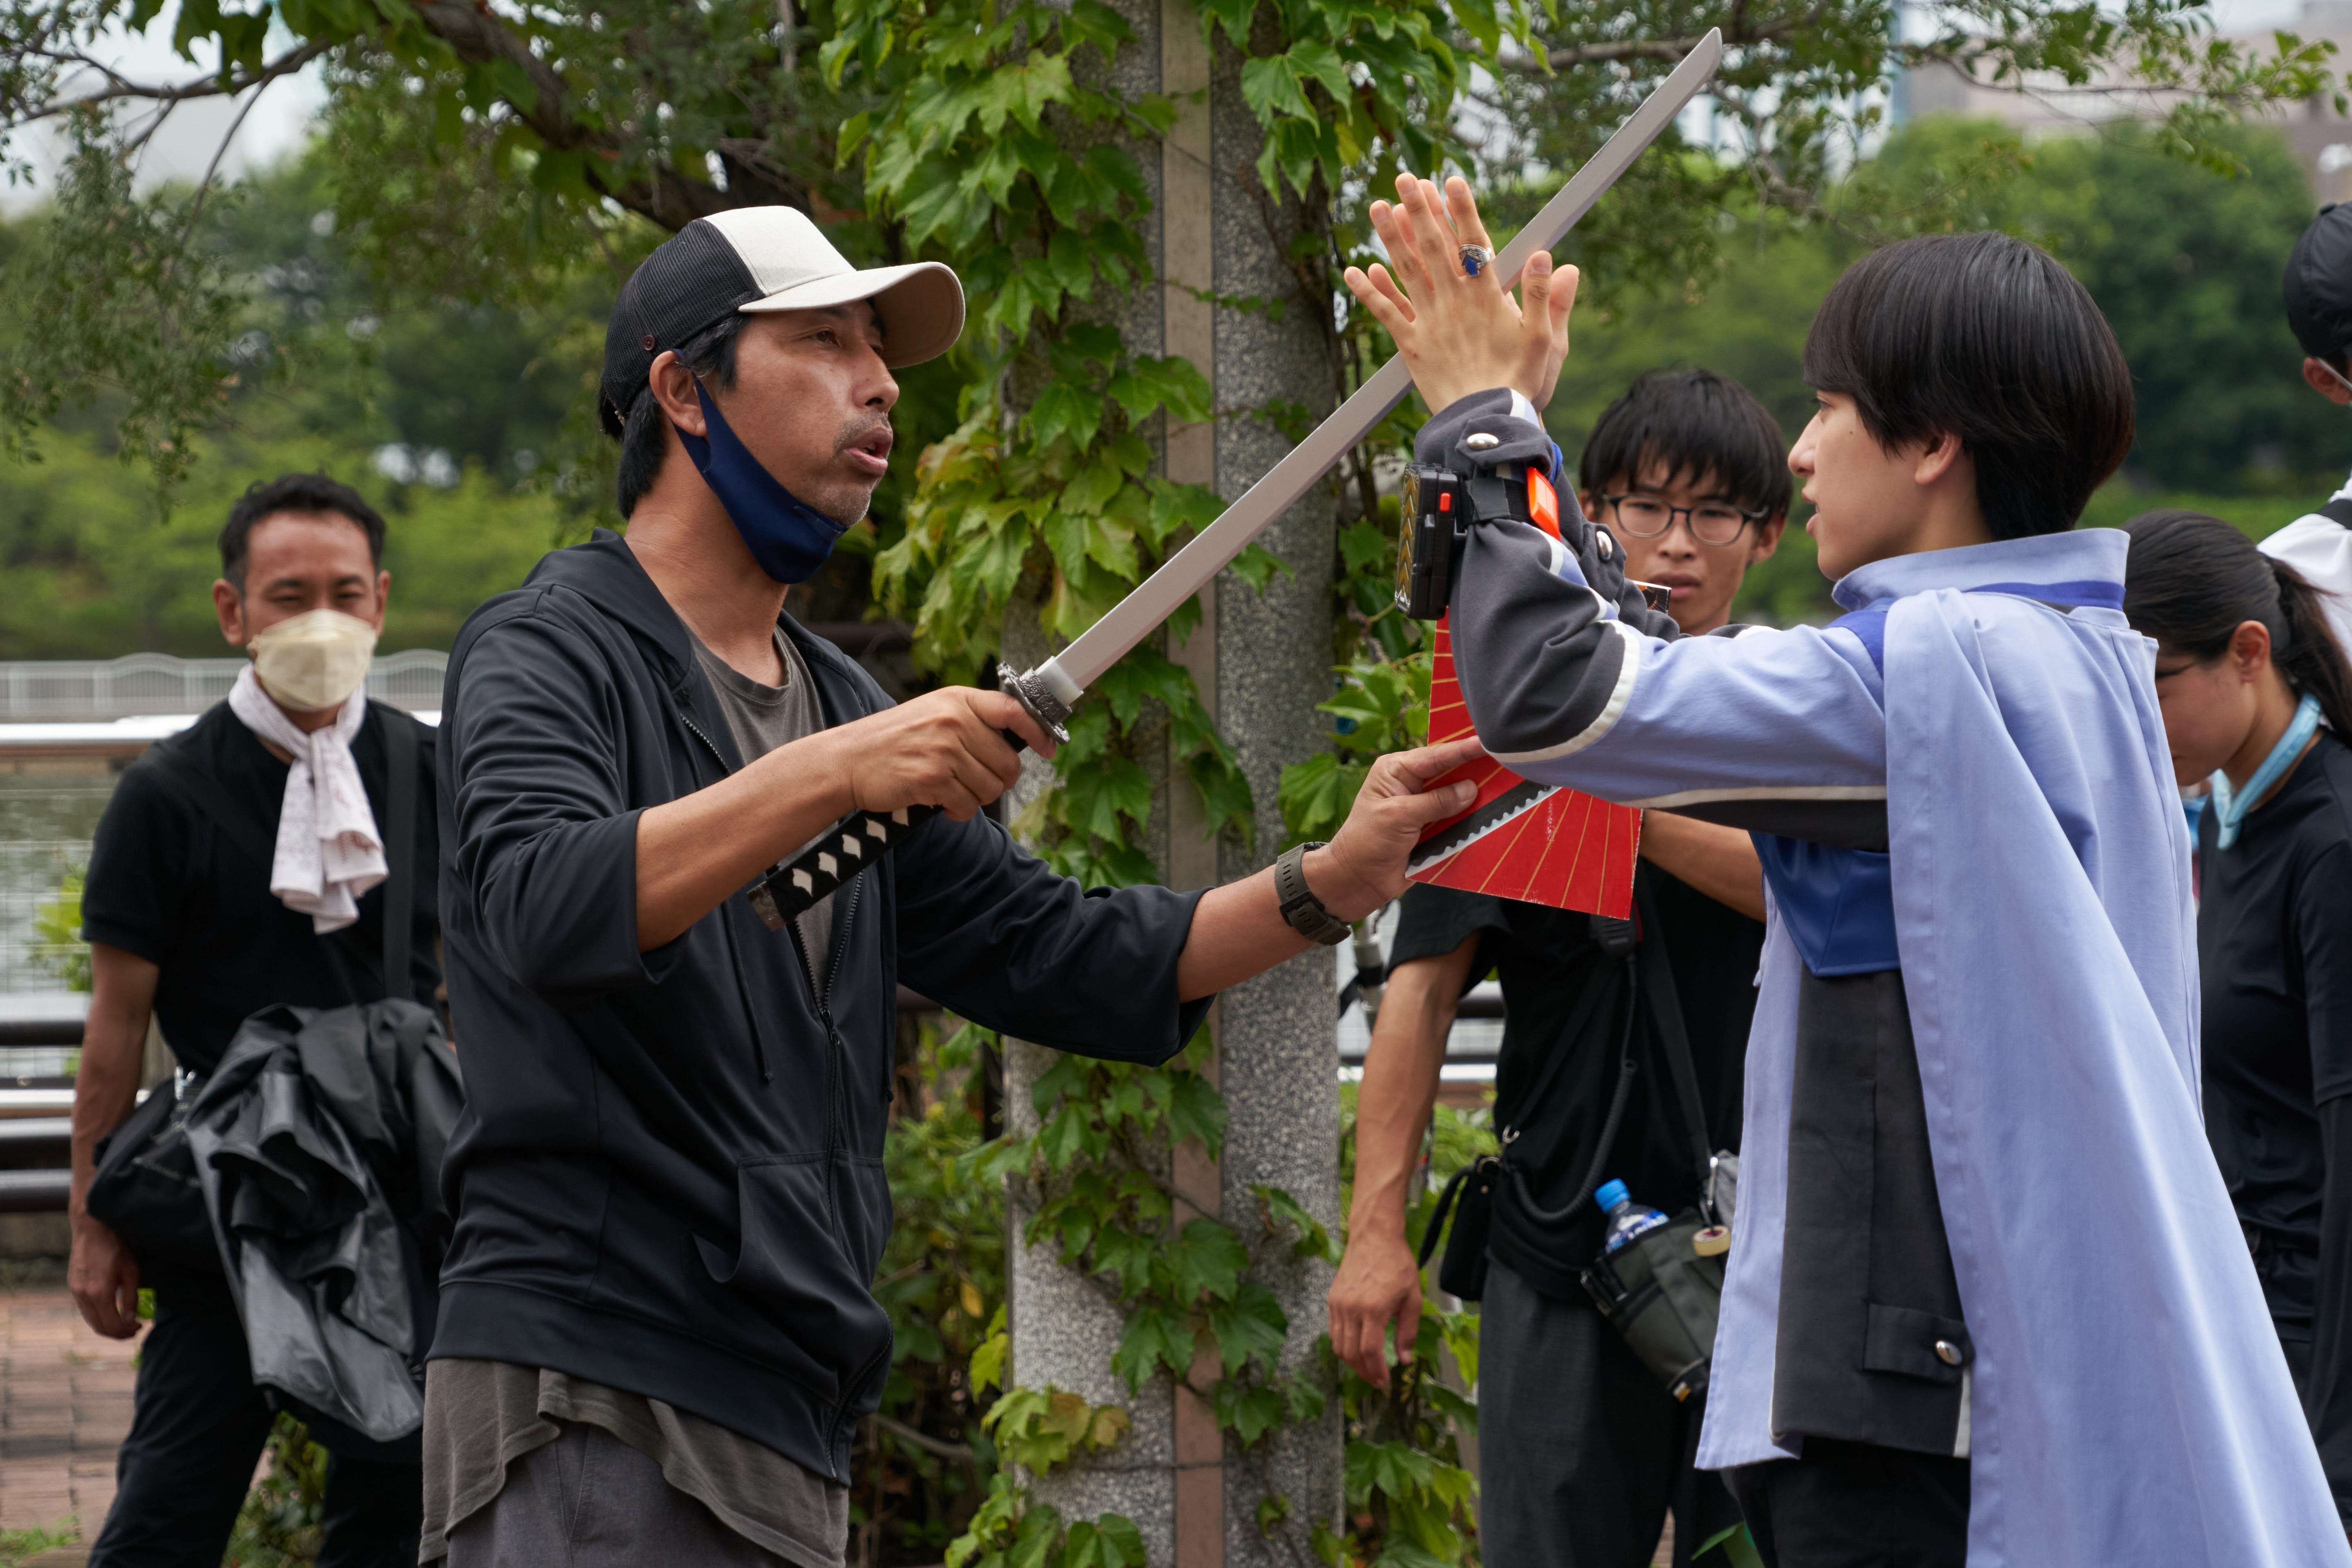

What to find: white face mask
left=248, top=608, right=379, bottom=713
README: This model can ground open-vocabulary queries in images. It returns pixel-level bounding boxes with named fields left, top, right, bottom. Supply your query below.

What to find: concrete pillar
left=1003, top=2, right=1341, bottom=1562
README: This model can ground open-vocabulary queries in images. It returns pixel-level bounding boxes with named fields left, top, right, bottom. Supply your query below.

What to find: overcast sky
left=0, top=0, right=2328, bottom=216
left=2, top=5, right=324, bottom=212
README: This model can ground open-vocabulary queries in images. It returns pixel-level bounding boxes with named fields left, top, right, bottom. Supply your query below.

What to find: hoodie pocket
left=691, top=1153, right=894, bottom=1392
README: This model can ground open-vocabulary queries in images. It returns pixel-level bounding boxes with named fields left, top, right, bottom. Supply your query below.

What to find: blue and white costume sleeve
left=1424, top=389, right=2350, bottom=1567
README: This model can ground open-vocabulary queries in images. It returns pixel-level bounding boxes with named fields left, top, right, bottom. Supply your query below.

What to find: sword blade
left=1047, top=27, right=1724, bottom=693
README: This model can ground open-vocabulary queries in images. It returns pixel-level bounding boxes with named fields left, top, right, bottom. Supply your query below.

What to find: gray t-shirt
left=421, top=1361, right=847, bottom=1564
left=420, top=626, right=850, bottom=1566
left=690, top=627, right=837, bottom=984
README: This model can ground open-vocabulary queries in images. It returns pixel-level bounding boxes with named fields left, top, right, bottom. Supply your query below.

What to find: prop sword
left=750, top=30, right=1725, bottom=929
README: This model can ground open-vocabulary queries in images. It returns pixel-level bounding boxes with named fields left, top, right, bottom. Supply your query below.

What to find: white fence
left=0, top=651, right=446, bottom=721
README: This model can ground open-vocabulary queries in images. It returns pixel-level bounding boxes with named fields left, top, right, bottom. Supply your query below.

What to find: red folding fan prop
left=1405, top=473, right=1640, bottom=917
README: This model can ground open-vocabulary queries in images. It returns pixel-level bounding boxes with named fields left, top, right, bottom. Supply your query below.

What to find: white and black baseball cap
left=599, top=206, right=964, bottom=436
left=2286, top=203, right=2352, bottom=368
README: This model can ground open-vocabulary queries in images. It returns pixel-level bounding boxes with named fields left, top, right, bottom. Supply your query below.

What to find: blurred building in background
left=1897, top=0, right=2352, bottom=201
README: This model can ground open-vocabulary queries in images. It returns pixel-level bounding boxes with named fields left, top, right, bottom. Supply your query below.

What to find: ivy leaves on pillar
left=836, top=0, right=1514, bottom=1562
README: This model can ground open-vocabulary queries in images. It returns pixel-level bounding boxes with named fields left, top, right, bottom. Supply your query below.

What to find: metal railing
left=0, top=651, right=447, bottom=721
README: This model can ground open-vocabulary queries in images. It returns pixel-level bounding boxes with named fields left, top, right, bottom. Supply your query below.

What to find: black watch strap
left=1275, top=842, right=1352, bottom=946
left=1462, top=468, right=1533, bottom=525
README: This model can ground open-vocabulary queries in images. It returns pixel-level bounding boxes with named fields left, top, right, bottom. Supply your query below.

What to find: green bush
left=29, top=865, right=88, bottom=993
left=222, top=1414, right=328, bottom=1568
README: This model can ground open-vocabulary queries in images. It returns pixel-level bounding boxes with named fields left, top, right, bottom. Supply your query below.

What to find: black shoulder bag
left=1414, top=910, right=1642, bottom=1303
left=87, top=710, right=420, bottom=1286
left=1576, top=873, right=1739, bottom=1404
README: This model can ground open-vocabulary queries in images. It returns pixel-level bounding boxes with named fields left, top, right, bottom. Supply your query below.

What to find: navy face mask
left=674, top=379, right=851, bottom=584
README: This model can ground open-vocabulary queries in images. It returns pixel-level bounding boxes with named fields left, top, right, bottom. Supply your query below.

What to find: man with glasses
left=2265, top=203, right=2352, bottom=658
left=1584, top=370, right=1788, bottom=637
left=1329, top=367, right=1787, bottom=1566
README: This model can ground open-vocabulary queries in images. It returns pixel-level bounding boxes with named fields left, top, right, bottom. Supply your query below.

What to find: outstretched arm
left=1174, top=739, right=1482, bottom=999
left=895, top=737, right=1482, bottom=1061
left=1349, top=175, right=1889, bottom=830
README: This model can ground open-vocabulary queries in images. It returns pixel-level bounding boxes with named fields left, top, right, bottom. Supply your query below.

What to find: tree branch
left=18, top=35, right=336, bottom=122
left=1543, top=34, right=1725, bottom=69
left=172, top=78, right=264, bottom=253
left=868, top=1412, right=979, bottom=1466
left=403, top=0, right=807, bottom=229
left=8, top=2, right=808, bottom=233
left=1525, top=11, right=1822, bottom=73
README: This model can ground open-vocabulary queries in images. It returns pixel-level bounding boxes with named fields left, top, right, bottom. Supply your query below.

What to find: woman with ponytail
left=2125, top=507, right=2352, bottom=1536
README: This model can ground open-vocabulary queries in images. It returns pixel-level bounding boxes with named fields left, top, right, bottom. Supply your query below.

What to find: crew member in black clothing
left=1327, top=369, right=1784, bottom=1566
left=69, top=474, right=437, bottom=1568
left=2123, top=507, right=2352, bottom=1537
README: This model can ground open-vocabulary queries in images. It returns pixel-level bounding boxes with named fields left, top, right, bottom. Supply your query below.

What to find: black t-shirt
left=82, top=701, right=441, bottom=1075
left=1389, top=866, right=1764, bottom=1301
left=2198, top=731, right=2352, bottom=1331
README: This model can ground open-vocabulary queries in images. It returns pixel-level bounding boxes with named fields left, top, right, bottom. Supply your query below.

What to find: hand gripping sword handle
left=749, top=665, right=1075, bottom=928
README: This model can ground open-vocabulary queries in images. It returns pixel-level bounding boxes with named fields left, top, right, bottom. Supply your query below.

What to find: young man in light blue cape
left=1346, top=180, right=2352, bottom=1564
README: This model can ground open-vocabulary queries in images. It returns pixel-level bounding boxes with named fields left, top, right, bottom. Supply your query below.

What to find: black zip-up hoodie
left=430, top=532, right=1209, bottom=1481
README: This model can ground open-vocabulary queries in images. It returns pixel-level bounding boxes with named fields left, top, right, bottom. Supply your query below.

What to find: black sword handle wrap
left=749, top=664, right=1074, bottom=928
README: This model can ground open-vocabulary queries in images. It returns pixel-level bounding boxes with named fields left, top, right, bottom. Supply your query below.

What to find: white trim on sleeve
left=1486, top=619, right=1646, bottom=765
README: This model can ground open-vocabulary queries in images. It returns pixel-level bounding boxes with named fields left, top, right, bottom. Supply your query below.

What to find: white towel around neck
left=227, top=665, right=387, bottom=932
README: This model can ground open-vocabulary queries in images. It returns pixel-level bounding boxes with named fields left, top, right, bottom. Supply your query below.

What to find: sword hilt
left=749, top=663, right=1075, bottom=927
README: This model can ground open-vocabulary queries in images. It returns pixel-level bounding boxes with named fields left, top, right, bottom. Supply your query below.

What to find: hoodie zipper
left=679, top=708, right=776, bottom=1082
left=682, top=656, right=888, bottom=1420
left=684, top=700, right=874, bottom=1102
left=785, top=879, right=863, bottom=1131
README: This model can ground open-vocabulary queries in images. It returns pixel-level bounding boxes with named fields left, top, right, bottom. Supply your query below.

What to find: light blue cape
left=1701, top=535, right=2345, bottom=1564
left=1449, top=516, right=2349, bottom=1564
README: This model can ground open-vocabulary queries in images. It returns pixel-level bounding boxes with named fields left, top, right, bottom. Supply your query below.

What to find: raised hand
left=1343, top=173, right=1576, bottom=416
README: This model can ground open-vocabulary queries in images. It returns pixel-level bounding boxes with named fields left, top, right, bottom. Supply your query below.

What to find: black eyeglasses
left=1601, top=493, right=1768, bottom=547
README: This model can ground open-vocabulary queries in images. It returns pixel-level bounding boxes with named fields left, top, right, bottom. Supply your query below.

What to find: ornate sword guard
left=996, top=661, right=1073, bottom=744
left=749, top=662, right=1073, bottom=928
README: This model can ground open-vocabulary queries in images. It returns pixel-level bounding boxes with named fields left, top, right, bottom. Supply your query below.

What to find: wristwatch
left=1275, top=841, right=1352, bottom=946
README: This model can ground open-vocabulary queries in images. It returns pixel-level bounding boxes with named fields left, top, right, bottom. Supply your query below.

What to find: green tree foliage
left=859, top=1017, right=1007, bottom=1557
left=5, top=2, right=2347, bottom=1563
left=1874, top=117, right=2348, bottom=492
left=0, top=0, right=2331, bottom=507
left=0, top=420, right=566, bottom=656
left=1526, top=117, right=2352, bottom=634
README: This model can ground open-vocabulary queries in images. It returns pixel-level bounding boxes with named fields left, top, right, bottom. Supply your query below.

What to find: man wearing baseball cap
left=420, top=208, right=1482, bottom=1564
left=2264, top=202, right=2352, bottom=657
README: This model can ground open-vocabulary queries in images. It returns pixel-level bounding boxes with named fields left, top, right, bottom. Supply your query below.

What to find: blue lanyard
left=2208, top=692, right=2323, bottom=849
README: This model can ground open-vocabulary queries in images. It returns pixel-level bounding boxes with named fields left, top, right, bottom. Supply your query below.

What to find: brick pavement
left=0, top=1272, right=131, bottom=1566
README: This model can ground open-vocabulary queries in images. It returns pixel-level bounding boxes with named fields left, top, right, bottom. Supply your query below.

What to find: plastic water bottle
left=1598, top=1179, right=1669, bottom=1254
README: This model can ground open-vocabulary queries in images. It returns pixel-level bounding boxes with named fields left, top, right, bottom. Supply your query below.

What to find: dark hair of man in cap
left=612, top=315, right=749, bottom=518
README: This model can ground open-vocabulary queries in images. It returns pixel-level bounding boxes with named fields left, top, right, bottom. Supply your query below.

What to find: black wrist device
left=1275, top=841, right=1352, bottom=946
left=1393, top=463, right=1546, bottom=619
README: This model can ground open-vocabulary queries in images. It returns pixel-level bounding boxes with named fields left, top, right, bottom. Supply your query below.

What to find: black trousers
left=88, top=1280, right=421, bottom=1568
left=1479, top=1258, right=1743, bottom=1566
left=1724, top=1437, right=1969, bottom=1568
